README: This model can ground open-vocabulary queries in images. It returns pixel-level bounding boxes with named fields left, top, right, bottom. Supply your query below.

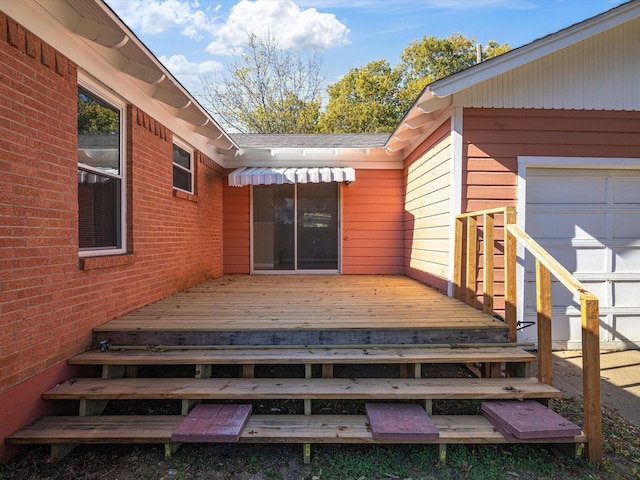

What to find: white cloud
left=108, top=0, right=220, bottom=35
left=160, top=54, right=224, bottom=93
left=108, top=0, right=350, bottom=55
left=205, top=0, right=350, bottom=55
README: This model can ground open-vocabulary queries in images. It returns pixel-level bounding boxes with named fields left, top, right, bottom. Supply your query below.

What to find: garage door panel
left=613, top=316, right=640, bottom=342
left=526, top=212, right=607, bottom=239
left=527, top=176, right=607, bottom=204
left=526, top=282, right=580, bottom=310
left=520, top=313, right=607, bottom=344
left=524, top=167, right=640, bottom=349
left=613, top=212, right=640, bottom=238
left=613, top=248, right=640, bottom=272
left=613, top=177, right=640, bottom=203
left=524, top=247, right=607, bottom=273
left=613, top=281, right=640, bottom=307
left=523, top=281, right=608, bottom=309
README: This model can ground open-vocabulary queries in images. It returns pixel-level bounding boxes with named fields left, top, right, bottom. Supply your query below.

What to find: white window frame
left=77, top=78, right=127, bottom=257
left=172, top=138, right=194, bottom=194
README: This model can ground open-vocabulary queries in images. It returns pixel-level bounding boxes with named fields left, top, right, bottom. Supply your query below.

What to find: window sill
left=173, top=189, right=198, bottom=203
left=80, top=254, right=135, bottom=271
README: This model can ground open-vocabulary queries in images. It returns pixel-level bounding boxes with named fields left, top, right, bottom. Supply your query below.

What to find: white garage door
left=522, top=168, right=640, bottom=349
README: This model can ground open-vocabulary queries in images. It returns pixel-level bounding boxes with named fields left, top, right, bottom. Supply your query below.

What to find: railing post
left=482, top=214, right=494, bottom=316
left=453, top=217, right=463, bottom=300
left=465, top=216, right=477, bottom=307
left=581, top=294, right=602, bottom=463
left=536, top=260, right=552, bottom=385
left=504, top=209, right=517, bottom=342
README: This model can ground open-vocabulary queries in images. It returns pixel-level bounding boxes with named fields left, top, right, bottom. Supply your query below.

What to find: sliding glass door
left=252, top=183, right=339, bottom=272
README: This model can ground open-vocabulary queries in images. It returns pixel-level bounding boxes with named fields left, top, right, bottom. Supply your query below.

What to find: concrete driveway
left=550, top=349, right=640, bottom=426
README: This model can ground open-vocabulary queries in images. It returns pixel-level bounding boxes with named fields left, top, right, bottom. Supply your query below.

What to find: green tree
left=200, top=34, right=323, bottom=133
left=397, top=33, right=510, bottom=114
left=319, top=60, right=402, bottom=133
left=320, top=34, right=510, bottom=133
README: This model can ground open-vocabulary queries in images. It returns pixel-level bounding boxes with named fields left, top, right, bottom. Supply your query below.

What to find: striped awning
left=228, top=167, right=356, bottom=187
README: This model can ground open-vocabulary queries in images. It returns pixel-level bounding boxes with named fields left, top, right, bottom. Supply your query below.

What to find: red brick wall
left=0, top=13, right=224, bottom=461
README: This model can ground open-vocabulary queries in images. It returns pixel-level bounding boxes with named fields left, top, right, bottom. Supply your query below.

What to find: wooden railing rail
left=454, top=209, right=602, bottom=464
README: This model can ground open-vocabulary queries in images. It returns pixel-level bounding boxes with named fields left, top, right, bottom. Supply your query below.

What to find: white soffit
left=228, top=167, right=356, bottom=187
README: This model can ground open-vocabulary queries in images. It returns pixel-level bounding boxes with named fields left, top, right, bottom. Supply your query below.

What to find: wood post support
left=165, top=442, right=180, bottom=458
left=504, top=208, right=518, bottom=342
left=304, top=363, right=312, bottom=464
left=79, top=399, right=108, bottom=417
left=424, top=399, right=433, bottom=416
left=536, top=260, right=553, bottom=385
left=50, top=444, right=77, bottom=463
left=242, top=364, right=255, bottom=379
left=438, top=443, right=447, bottom=465
left=196, top=364, right=212, bottom=379
left=581, top=295, right=602, bottom=464
left=322, top=363, right=334, bottom=379
left=102, top=365, right=125, bottom=379
left=465, top=215, right=478, bottom=307
left=482, top=213, right=495, bottom=316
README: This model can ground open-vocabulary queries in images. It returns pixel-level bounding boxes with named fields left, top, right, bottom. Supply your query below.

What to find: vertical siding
left=223, top=178, right=251, bottom=274
left=342, top=169, right=404, bottom=274
left=403, top=124, right=452, bottom=292
left=455, top=17, right=640, bottom=110
left=463, top=107, right=640, bottom=310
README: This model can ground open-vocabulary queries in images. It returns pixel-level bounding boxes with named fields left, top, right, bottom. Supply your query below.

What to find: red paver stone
left=365, top=403, right=439, bottom=441
left=481, top=400, right=581, bottom=440
left=172, top=404, right=252, bottom=442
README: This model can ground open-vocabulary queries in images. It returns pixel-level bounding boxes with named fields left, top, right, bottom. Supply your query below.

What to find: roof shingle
left=230, top=133, right=390, bottom=149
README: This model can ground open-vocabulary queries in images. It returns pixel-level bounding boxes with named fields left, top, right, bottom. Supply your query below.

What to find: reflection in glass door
left=253, top=184, right=294, bottom=270
left=252, top=183, right=339, bottom=272
left=297, top=183, right=338, bottom=270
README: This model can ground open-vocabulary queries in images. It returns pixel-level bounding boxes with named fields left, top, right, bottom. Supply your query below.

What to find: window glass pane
left=253, top=184, right=295, bottom=271
left=78, top=170, right=121, bottom=249
left=173, top=166, right=192, bottom=192
left=173, top=144, right=190, bottom=169
left=297, top=183, right=338, bottom=270
left=77, top=87, right=120, bottom=174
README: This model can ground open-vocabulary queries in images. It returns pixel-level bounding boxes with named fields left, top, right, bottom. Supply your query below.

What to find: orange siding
left=223, top=176, right=251, bottom=274
left=462, top=107, right=640, bottom=311
left=403, top=123, right=452, bottom=293
left=463, top=108, right=640, bottom=211
left=342, top=170, right=404, bottom=274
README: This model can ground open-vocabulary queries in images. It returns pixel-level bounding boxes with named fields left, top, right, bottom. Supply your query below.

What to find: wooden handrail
left=454, top=209, right=602, bottom=464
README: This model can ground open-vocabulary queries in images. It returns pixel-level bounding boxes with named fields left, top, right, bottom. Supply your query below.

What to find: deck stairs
left=7, top=340, right=586, bottom=463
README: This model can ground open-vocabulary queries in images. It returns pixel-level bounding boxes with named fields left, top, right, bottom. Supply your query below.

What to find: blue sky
left=105, top=0, right=629, bottom=97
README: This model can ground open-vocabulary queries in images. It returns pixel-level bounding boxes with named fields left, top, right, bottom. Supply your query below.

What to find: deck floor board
left=94, top=275, right=506, bottom=345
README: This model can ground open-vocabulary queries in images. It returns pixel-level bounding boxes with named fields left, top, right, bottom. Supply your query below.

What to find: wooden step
left=68, top=345, right=536, bottom=366
left=43, top=377, right=560, bottom=401
left=7, top=414, right=586, bottom=446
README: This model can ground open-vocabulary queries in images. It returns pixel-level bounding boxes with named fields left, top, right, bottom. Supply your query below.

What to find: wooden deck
left=10, top=275, right=584, bottom=463
left=94, top=275, right=509, bottom=346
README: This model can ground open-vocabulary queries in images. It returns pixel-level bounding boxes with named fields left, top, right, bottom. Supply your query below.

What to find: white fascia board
left=423, top=1, right=640, bottom=100
left=5, top=0, right=237, bottom=162
left=227, top=147, right=403, bottom=170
